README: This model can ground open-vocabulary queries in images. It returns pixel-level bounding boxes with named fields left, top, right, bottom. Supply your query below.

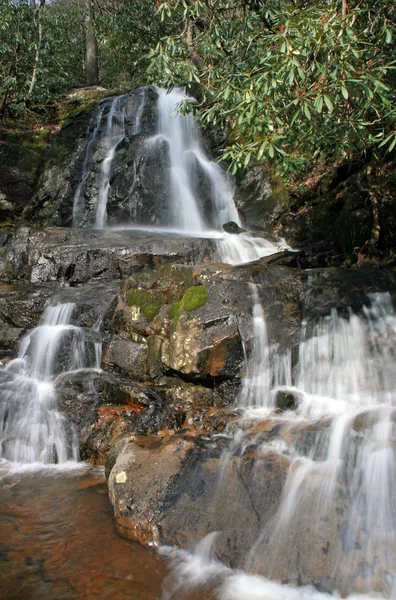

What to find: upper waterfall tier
left=72, top=86, right=240, bottom=232
left=66, top=86, right=286, bottom=264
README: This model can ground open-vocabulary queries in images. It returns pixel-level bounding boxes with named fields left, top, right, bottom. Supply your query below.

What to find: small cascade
left=240, top=284, right=291, bottom=408
left=163, top=290, right=396, bottom=598
left=0, top=303, right=87, bottom=464
left=95, top=96, right=125, bottom=228
left=217, top=233, right=283, bottom=265
left=92, top=316, right=103, bottom=370
left=132, top=87, right=147, bottom=135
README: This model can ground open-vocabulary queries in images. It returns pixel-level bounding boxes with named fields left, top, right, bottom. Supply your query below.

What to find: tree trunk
left=186, top=18, right=203, bottom=69
left=27, top=0, right=45, bottom=100
left=85, top=2, right=99, bottom=86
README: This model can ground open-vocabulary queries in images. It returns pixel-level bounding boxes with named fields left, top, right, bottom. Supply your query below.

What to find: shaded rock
left=26, top=102, right=100, bottom=226
left=275, top=389, right=301, bottom=411
left=0, top=193, right=14, bottom=221
left=275, top=158, right=396, bottom=265
left=0, top=326, right=23, bottom=358
left=234, top=165, right=289, bottom=232
left=300, top=267, right=396, bottom=320
left=0, top=283, right=54, bottom=329
left=222, top=221, right=245, bottom=234
left=104, top=334, right=148, bottom=379
left=3, top=227, right=217, bottom=284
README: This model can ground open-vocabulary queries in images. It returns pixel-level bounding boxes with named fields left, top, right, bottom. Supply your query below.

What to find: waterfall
left=240, top=290, right=396, bottom=595
left=0, top=303, right=87, bottom=464
left=151, top=88, right=286, bottom=262
left=70, top=87, right=288, bottom=263
left=163, top=290, right=396, bottom=598
left=150, top=87, right=239, bottom=233
left=95, top=96, right=125, bottom=228
left=132, top=87, right=147, bottom=135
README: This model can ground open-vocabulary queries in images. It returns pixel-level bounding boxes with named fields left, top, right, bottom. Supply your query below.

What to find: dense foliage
left=151, top=0, right=396, bottom=174
left=0, top=0, right=167, bottom=117
left=1, top=0, right=395, bottom=177
left=0, top=0, right=85, bottom=115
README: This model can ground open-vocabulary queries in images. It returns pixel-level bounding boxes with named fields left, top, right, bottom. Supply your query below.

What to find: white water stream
left=71, top=86, right=287, bottom=263
left=170, top=287, right=395, bottom=598
left=0, top=303, right=97, bottom=465
left=95, top=95, right=126, bottom=228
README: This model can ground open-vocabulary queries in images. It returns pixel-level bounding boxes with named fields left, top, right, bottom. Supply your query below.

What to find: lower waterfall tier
left=1, top=224, right=395, bottom=597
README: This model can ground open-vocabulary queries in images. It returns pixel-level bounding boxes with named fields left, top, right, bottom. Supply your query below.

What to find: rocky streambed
left=1, top=222, right=395, bottom=596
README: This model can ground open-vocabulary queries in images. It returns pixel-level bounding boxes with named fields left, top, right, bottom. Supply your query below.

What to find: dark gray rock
left=234, top=165, right=289, bottom=232
left=222, top=221, right=246, bottom=234
left=107, top=434, right=289, bottom=567
left=3, top=227, right=218, bottom=284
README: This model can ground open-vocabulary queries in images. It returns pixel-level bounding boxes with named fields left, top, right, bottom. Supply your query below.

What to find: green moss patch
left=127, top=289, right=162, bottom=322
left=171, top=285, right=208, bottom=326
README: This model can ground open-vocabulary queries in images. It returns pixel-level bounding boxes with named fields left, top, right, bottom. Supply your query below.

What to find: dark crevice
left=235, top=463, right=261, bottom=527
left=164, top=367, right=235, bottom=389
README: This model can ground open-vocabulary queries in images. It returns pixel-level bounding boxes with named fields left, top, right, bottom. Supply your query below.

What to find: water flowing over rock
left=29, top=86, right=286, bottom=264
left=1, top=85, right=396, bottom=600
left=0, top=303, right=83, bottom=463
left=108, top=273, right=396, bottom=598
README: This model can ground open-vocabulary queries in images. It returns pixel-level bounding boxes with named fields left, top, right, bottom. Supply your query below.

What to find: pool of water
left=0, top=463, right=213, bottom=600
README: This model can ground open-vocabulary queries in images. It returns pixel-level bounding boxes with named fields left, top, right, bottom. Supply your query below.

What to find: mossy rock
left=127, top=288, right=162, bottom=322
left=170, top=285, right=208, bottom=326
left=222, top=221, right=246, bottom=234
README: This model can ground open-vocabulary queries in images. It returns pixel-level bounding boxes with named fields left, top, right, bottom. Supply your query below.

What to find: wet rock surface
left=106, top=424, right=287, bottom=568
left=3, top=227, right=217, bottom=284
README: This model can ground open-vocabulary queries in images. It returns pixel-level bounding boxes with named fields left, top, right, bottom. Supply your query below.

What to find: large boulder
left=104, top=262, right=302, bottom=393
left=107, top=432, right=289, bottom=566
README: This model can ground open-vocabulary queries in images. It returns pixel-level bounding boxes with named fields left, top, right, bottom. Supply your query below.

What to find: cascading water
left=7, top=84, right=394, bottom=599
left=95, top=96, right=125, bottom=228
left=244, top=291, right=396, bottom=596
left=71, top=86, right=288, bottom=263
left=150, top=87, right=239, bottom=233
left=168, top=288, right=396, bottom=598
left=0, top=303, right=89, bottom=464
left=65, top=86, right=396, bottom=598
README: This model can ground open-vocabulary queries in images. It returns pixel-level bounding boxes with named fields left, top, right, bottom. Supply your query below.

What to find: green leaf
left=315, top=96, right=323, bottom=113
left=304, top=104, right=311, bottom=120
left=323, top=95, right=334, bottom=112
left=244, top=151, right=252, bottom=168
left=341, top=86, right=348, bottom=100
left=268, top=144, right=275, bottom=158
